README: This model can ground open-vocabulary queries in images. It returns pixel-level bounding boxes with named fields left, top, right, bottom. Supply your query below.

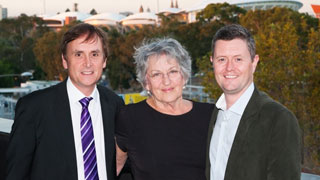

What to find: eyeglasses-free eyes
left=148, top=69, right=182, bottom=81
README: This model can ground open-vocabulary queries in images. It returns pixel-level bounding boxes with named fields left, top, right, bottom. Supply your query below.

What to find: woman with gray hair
left=115, top=38, right=214, bottom=180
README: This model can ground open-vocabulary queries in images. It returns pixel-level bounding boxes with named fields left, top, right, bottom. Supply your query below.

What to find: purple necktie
left=79, top=97, right=99, bottom=180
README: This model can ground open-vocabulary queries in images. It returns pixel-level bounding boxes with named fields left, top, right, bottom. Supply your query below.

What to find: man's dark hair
left=60, top=23, right=109, bottom=60
left=212, top=24, right=256, bottom=60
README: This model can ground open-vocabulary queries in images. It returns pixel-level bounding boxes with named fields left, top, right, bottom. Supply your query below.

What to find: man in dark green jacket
left=206, top=24, right=301, bottom=180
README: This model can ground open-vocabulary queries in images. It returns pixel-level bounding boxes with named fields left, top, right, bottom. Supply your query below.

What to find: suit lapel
left=98, top=87, right=116, bottom=179
left=54, top=81, right=78, bottom=179
left=206, top=106, right=219, bottom=179
left=224, top=87, right=261, bottom=179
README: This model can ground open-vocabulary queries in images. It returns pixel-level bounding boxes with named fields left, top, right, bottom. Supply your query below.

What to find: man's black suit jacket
left=6, top=80, right=124, bottom=180
left=205, top=87, right=301, bottom=180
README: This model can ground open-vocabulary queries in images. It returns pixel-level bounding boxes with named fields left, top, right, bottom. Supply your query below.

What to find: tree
left=196, top=2, right=246, bottom=24
left=0, top=14, right=49, bottom=87
left=107, top=27, right=155, bottom=91
left=90, top=9, right=98, bottom=15
left=33, top=23, right=76, bottom=81
left=0, top=60, right=15, bottom=87
left=301, top=26, right=320, bottom=173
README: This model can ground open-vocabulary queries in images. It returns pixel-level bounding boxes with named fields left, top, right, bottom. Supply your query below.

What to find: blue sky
left=0, top=0, right=318, bottom=17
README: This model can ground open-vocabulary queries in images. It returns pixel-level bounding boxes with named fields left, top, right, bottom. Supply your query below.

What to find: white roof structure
left=43, top=11, right=91, bottom=27
left=49, top=11, right=91, bottom=21
left=159, top=7, right=184, bottom=14
left=186, top=0, right=303, bottom=12
left=84, top=13, right=126, bottom=26
left=121, top=12, right=158, bottom=26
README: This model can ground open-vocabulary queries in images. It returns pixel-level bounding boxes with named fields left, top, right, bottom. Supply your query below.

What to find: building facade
left=311, top=4, right=320, bottom=19
left=0, top=5, right=8, bottom=20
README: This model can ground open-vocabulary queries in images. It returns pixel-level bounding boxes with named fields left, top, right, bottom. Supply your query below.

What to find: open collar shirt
left=67, top=78, right=107, bottom=180
left=209, top=83, right=254, bottom=180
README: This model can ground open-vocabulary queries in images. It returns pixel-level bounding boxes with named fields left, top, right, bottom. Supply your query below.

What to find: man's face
left=62, top=34, right=106, bottom=96
left=211, top=38, right=259, bottom=98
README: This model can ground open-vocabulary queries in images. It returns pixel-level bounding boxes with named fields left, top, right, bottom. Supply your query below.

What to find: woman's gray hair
left=133, top=38, right=192, bottom=88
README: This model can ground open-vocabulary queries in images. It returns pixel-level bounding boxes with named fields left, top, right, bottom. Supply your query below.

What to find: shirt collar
left=66, top=77, right=99, bottom=105
left=216, top=83, right=254, bottom=116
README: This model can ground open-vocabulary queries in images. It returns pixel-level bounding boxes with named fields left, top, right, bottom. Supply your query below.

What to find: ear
left=103, top=58, right=107, bottom=68
left=252, top=54, right=259, bottom=73
left=144, top=78, right=150, bottom=91
left=210, top=56, right=215, bottom=71
left=62, top=55, right=68, bottom=69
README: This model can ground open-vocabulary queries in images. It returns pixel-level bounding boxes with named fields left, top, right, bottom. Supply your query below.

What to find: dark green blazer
left=205, top=87, right=301, bottom=180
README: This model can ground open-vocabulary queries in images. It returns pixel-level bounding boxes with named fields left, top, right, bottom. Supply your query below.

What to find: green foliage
left=0, top=14, right=49, bottom=87
left=0, top=60, right=15, bottom=87
left=300, top=26, right=320, bottom=172
left=33, top=30, right=65, bottom=80
left=107, top=27, right=156, bottom=91
left=196, top=52, right=221, bottom=100
left=33, top=23, right=78, bottom=81
left=196, top=2, right=246, bottom=24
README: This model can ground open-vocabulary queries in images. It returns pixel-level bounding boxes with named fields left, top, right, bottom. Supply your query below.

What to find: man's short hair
left=60, top=23, right=109, bottom=60
left=212, top=24, right=256, bottom=60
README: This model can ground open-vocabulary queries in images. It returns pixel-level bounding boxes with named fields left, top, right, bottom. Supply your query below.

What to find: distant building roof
left=159, top=7, right=184, bottom=14
left=185, top=0, right=303, bottom=12
left=121, top=12, right=158, bottom=21
left=121, top=12, right=158, bottom=26
left=44, top=11, right=91, bottom=22
left=84, top=13, right=125, bottom=25
left=311, top=4, right=320, bottom=18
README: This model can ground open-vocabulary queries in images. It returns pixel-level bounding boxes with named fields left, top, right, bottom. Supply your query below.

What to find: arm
left=267, top=107, right=301, bottom=180
left=6, top=98, right=36, bottom=180
left=116, top=142, right=128, bottom=176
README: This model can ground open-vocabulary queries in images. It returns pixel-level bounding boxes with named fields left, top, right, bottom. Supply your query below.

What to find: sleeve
left=6, top=97, right=37, bottom=180
left=266, top=104, right=301, bottom=180
left=115, top=106, right=131, bottom=152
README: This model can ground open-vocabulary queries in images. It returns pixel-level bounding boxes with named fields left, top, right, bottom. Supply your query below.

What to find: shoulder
left=193, top=101, right=215, bottom=108
left=120, top=100, right=146, bottom=113
left=255, top=90, right=293, bottom=115
left=253, top=89, right=298, bottom=125
left=192, top=101, right=215, bottom=112
left=97, top=85, right=124, bottom=105
left=17, top=81, right=64, bottom=106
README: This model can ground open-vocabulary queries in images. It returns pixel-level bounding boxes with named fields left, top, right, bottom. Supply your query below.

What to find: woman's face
left=145, top=54, right=185, bottom=104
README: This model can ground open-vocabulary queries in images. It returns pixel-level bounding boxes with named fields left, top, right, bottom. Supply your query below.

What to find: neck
left=147, top=96, right=191, bottom=115
left=225, top=94, right=240, bottom=109
left=224, top=82, right=253, bottom=109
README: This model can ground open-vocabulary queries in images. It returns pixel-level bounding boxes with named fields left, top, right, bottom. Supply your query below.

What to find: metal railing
left=0, top=95, right=16, bottom=119
left=183, top=85, right=214, bottom=103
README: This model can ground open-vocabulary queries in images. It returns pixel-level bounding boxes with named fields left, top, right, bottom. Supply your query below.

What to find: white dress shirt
left=66, top=78, right=108, bottom=180
left=209, top=83, right=254, bottom=180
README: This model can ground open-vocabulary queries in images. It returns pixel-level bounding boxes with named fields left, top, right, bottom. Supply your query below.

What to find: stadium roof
left=186, top=0, right=303, bottom=12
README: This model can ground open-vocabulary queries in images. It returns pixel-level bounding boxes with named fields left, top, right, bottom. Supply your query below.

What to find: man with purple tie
left=6, top=23, right=123, bottom=180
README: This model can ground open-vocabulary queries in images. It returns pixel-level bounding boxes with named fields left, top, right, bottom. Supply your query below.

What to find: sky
left=0, top=0, right=319, bottom=17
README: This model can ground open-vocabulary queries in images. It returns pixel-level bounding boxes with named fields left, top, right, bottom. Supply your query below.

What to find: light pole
left=0, top=72, right=33, bottom=78
left=157, top=0, right=159, bottom=13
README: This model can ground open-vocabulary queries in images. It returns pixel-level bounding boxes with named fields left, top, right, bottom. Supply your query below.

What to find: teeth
left=225, top=75, right=236, bottom=78
left=82, top=71, right=93, bottom=75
